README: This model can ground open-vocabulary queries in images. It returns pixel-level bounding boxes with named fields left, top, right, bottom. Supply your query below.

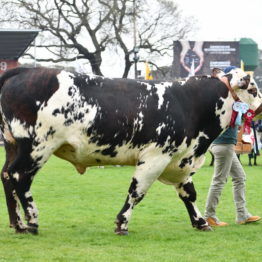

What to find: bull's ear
left=224, top=73, right=233, bottom=83
left=211, top=68, right=223, bottom=78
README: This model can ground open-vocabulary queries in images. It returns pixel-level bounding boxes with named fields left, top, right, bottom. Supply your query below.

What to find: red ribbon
left=230, top=110, right=238, bottom=128
left=243, top=109, right=255, bottom=134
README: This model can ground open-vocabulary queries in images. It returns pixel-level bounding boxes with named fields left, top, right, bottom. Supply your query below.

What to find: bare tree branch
left=0, top=0, right=197, bottom=77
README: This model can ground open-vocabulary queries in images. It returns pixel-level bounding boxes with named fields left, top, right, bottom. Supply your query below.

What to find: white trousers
left=205, top=144, right=251, bottom=223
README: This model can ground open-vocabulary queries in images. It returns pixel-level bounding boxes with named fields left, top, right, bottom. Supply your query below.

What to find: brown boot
left=206, top=217, right=229, bottom=227
left=238, top=216, right=261, bottom=225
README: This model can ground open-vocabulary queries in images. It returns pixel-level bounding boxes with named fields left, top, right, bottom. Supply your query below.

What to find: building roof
left=0, top=29, right=40, bottom=60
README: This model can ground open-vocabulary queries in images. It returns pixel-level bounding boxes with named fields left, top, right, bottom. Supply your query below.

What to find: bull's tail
left=0, top=67, right=30, bottom=91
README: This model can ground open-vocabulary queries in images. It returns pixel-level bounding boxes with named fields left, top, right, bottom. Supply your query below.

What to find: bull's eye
left=248, top=88, right=257, bottom=96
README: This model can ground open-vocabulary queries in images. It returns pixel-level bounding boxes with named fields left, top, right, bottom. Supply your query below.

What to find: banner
left=172, top=41, right=240, bottom=78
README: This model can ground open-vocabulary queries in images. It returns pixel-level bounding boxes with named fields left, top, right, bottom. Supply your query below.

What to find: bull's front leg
left=115, top=153, right=171, bottom=235
left=175, top=177, right=212, bottom=231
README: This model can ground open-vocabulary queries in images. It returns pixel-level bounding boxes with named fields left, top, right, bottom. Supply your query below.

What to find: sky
left=20, top=0, right=262, bottom=77
left=174, top=0, right=262, bottom=49
left=102, top=0, right=262, bottom=77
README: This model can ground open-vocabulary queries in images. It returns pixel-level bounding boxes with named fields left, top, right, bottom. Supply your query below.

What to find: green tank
left=240, top=38, right=259, bottom=71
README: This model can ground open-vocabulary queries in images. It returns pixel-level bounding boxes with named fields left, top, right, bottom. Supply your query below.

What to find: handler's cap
left=224, top=66, right=237, bottom=73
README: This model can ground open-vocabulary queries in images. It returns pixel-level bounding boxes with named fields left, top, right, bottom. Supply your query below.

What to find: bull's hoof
left=27, top=226, right=39, bottom=235
left=115, top=219, right=128, bottom=236
left=15, top=227, right=29, bottom=234
left=114, top=220, right=128, bottom=235
left=199, top=225, right=213, bottom=232
left=114, top=228, right=129, bottom=235
left=27, top=223, right=39, bottom=235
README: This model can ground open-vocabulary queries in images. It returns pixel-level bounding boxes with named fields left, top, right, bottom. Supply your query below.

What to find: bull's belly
left=158, top=167, right=189, bottom=185
left=54, top=143, right=139, bottom=174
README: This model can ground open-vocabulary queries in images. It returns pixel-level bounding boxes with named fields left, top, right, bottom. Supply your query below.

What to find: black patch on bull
left=137, top=161, right=145, bottom=166
left=45, top=126, right=56, bottom=139
left=194, top=136, right=211, bottom=157
left=116, top=177, right=144, bottom=224
left=7, top=138, right=40, bottom=177
left=1, top=67, right=60, bottom=126
left=101, top=147, right=117, bottom=157
left=216, top=99, right=224, bottom=110
left=179, top=156, right=193, bottom=168
left=178, top=181, right=206, bottom=228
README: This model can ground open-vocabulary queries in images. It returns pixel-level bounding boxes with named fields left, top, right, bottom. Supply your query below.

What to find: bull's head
left=219, top=68, right=262, bottom=115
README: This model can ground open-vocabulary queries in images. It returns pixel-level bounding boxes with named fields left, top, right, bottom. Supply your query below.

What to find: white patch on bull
left=25, top=191, right=32, bottom=199
left=165, top=101, right=170, bottom=110
left=179, top=80, right=186, bottom=85
left=3, top=172, right=10, bottom=180
left=215, top=96, right=234, bottom=129
left=9, top=118, right=31, bottom=139
left=88, top=73, right=103, bottom=81
left=156, top=123, right=166, bottom=135
left=192, top=202, right=205, bottom=220
left=27, top=201, right=39, bottom=225
left=155, top=82, right=171, bottom=109
left=12, top=190, right=27, bottom=229
left=36, top=101, right=41, bottom=106
left=2, top=126, right=15, bottom=144
left=13, top=172, right=19, bottom=182
left=141, top=82, right=152, bottom=91
left=133, top=112, right=144, bottom=132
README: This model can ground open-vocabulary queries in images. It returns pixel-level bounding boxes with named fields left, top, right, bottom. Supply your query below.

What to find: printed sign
left=172, top=41, right=240, bottom=78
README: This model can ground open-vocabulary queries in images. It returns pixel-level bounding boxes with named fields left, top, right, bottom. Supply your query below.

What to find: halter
left=219, top=76, right=240, bottom=102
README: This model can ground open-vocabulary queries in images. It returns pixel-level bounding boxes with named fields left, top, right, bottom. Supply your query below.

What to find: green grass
left=0, top=147, right=261, bottom=262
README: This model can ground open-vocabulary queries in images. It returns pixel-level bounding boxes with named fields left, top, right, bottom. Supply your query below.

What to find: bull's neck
left=191, top=83, right=234, bottom=133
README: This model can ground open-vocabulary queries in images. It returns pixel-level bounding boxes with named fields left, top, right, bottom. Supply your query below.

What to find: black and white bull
left=0, top=67, right=261, bottom=235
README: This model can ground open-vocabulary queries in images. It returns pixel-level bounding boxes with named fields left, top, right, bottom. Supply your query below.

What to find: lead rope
left=220, top=76, right=240, bottom=102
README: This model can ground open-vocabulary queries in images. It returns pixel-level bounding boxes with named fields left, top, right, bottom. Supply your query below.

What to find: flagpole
left=133, top=0, right=138, bottom=79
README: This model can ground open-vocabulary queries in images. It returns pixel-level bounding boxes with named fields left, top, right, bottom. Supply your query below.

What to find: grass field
left=0, top=147, right=261, bottom=262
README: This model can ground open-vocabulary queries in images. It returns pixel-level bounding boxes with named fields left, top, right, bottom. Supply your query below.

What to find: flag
left=241, top=60, right=244, bottom=71
left=145, top=62, right=153, bottom=80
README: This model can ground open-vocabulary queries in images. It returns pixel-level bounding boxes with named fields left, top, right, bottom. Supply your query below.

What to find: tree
left=0, top=0, right=197, bottom=77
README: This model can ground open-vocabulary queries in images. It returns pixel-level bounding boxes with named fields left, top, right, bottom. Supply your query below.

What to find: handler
left=204, top=66, right=261, bottom=226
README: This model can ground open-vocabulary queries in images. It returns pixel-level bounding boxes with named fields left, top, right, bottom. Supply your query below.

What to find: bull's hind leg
left=5, top=138, right=55, bottom=234
left=174, top=177, right=211, bottom=231
left=115, top=153, right=171, bottom=235
left=1, top=142, right=22, bottom=229
left=5, top=142, right=39, bottom=233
